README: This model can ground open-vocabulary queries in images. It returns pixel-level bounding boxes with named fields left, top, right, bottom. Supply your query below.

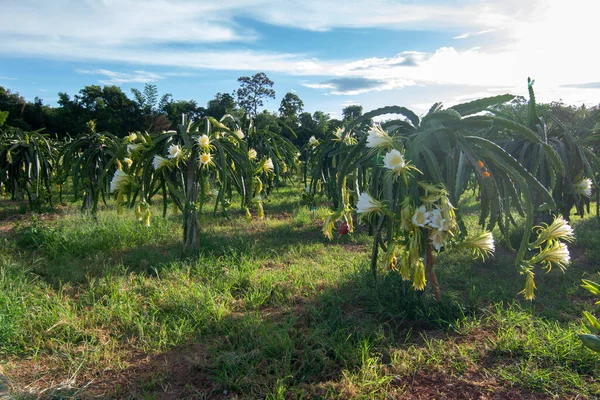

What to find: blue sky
left=0, top=0, right=598, bottom=119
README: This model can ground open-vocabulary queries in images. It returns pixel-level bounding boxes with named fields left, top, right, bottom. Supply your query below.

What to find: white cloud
left=0, top=0, right=598, bottom=107
left=76, top=69, right=165, bottom=85
left=241, top=1, right=516, bottom=32
left=303, top=83, right=336, bottom=90
left=0, top=76, right=17, bottom=80
left=0, top=0, right=517, bottom=48
left=453, top=29, right=495, bottom=40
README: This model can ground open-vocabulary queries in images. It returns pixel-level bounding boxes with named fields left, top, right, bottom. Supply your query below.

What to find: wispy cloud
left=0, top=76, right=17, bottom=80
left=76, top=69, right=164, bottom=85
left=1, top=0, right=598, bottom=107
left=0, top=0, right=514, bottom=47
left=561, top=82, right=600, bottom=89
left=453, top=29, right=495, bottom=40
left=303, top=77, right=414, bottom=95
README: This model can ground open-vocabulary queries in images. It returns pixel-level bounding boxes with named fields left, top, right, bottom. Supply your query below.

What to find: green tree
left=236, top=72, right=275, bottom=117
left=69, top=85, right=141, bottom=136
left=160, top=95, right=206, bottom=128
left=131, top=84, right=171, bottom=134
left=0, top=86, right=29, bottom=130
left=0, top=111, right=7, bottom=127
left=342, top=105, right=363, bottom=121
left=279, top=92, right=304, bottom=127
left=206, top=92, right=237, bottom=120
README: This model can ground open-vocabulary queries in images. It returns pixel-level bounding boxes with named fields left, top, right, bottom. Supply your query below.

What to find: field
left=0, top=182, right=599, bottom=399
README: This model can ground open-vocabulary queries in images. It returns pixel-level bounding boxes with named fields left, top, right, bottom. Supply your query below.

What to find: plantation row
left=1, top=81, right=599, bottom=305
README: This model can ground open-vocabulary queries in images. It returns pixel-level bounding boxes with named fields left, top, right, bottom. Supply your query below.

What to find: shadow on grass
left=28, top=264, right=596, bottom=399
left=11, top=212, right=351, bottom=288
left=5, top=245, right=599, bottom=399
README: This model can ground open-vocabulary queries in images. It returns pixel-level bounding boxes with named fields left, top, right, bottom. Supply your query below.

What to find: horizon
left=1, top=0, right=599, bottom=118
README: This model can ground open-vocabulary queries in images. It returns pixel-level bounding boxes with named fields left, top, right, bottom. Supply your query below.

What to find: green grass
left=0, top=184, right=599, bottom=399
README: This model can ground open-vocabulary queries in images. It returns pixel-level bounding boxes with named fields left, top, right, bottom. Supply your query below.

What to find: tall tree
left=131, top=84, right=169, bottom=133
left=342, top=105, right=363, bottom=121
left=278, top=92, right=304, bottom=127
left=236, top=72, right=275, bottom=117
left=161, top=95, right=206, bottom=128
left=206, top=92, right=237, bottom=120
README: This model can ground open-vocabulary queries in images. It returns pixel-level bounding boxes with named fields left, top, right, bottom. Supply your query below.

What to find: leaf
left=450, top=94, right=515, bottom=116
left=583, top=311, right=600, bottom=334
left=582, top=279, right=600, bottom=297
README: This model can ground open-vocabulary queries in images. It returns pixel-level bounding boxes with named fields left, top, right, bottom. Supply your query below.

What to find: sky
left=0, top=0, right=599, bottom=119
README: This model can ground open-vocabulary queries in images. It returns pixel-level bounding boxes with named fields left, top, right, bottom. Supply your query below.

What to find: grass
left=0, top=183, right=599, bottom=399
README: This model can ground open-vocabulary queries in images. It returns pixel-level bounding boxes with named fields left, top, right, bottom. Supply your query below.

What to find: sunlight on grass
left=0, top=187, right=599, bottom=398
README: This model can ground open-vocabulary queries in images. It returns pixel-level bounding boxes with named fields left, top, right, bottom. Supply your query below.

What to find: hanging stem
left=425, top=242, right=442, bottom=302
left=183, top=148, right=200, bottom=253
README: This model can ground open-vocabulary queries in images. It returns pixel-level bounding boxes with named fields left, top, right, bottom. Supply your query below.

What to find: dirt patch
left=399, top=370, right=551, bottom=400
left=101, top=343, right=224, bottom=399
left=3, top=342, right=227, bottom=400
left=0, top=205, right=66, bottom=238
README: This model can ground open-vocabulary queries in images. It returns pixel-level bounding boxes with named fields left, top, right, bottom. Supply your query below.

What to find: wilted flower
left=153, top=155, right=169, bottom=170
left=199, top=153, right=212, bottom=166
left=244, top=206, right=252, bottom=222
left=400, top=202, right=413, bottom=231
left=167, top=144, right=183, bottom=160
left=430, top=230, right=447, bottom=251
left=116, top=191, right=124, bottom=215
left=332, top=127, right=343, bottom=140
left=322, top=212, right=336, bottom=239
left=198, top=134, right=210, bottom=148
left=356, top=192, right=382, bottom=214
left=135, top=203, right=143, bottom=222
left=366, top=124, right=394, bottom=149
left=399, top=249, right=411, bottom=281
left=127, top=143, right=143, bottom=155
left=383, top=149, right=406, bottom=175
left=383, top=243, right=397, bottom=271
left=413, top=258, right=426, bottom=290
left=465, top=231, right=495, bottom=260
left=521, top=270, right=536, bottom=300
left=532, top=216, right=575, bottom=247
left=123, top=157, right=133, bottom=168
left=234, top=129, right=245, bottom=139
left=110, top=169, right=131, bottom=193
left=412, top=205, right=430, bottom=227
left=388, top=255, right=398, bottom=270
left=262, top=158, right=274, bottom=173
left=439, top=198, right=456, bottom=221
left=143, top=207, right=151, bottom=228
left=308, top=136, right=319, bottom=147
left=248, top=148, right=257, bottom=159
left=343, top=133, right=356, bottom=145
left=407, top=230, right=422, bottom=263
left=419, top=182, right=446, bottom=204
left=438, top=218, right=454, bottom=232
left=257, top=201, right=265, bottom=219
left=428, top=208, right=443, bottom=230
left=575, top=178, right=592, bottom=197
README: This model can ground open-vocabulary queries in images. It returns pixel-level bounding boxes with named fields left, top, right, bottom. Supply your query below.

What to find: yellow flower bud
left=412, top=258, right=426, bottom=291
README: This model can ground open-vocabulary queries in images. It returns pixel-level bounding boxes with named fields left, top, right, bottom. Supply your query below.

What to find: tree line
left=0, top=72, right=368, bottom=147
